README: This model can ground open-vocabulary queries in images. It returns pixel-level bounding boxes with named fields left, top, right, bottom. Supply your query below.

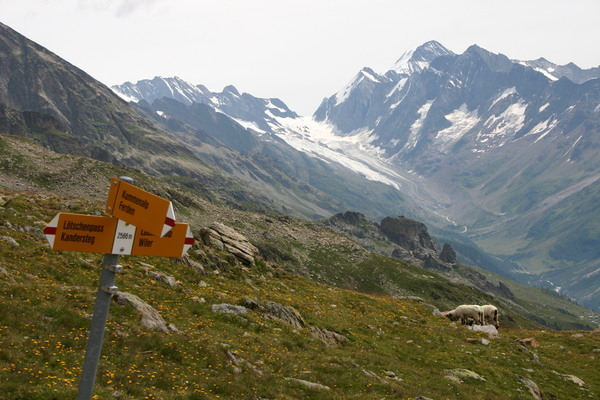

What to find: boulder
left=257, top=300, right=349, bottom=345
left=1, top=236, right=19, bottom=247
left=309, top=325, right=348, bottom=346
left=519, top=376, right=542, bottom=400
left=199, top=223, right=259, bottom=266
left=553, top=371, right=585, bottom=387
left=518, top=337, right=540, bottom=347
left=147, top=270, right=181, bottom=287
left=469, top=324, right=499, bottom=338
left=211, top=303, right=249, bottom=315
left=261, top=301, right=305, bottom=329
left=113, top=292, right=171, bottom=333
left=0, top=266, right=15, bottom=283
left=444, top=368, right=486, bottom=382
left=284, top=378, right=330, bottom=391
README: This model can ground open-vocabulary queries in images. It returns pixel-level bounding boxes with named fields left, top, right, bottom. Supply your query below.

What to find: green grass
left=0, top=190, right=599, bottom=399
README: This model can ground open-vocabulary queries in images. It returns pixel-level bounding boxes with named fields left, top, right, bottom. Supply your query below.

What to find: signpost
left=42, top=176, right=195, bottom=400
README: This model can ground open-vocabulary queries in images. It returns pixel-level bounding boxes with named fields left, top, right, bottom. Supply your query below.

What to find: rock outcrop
left=199, top=222, right=259, bottom=266
left=260, top=301, right=306, bottom=329
left=440, top=243, right=457, bottom=263
left=380, top=216, right=439, bottom=260
left=113, top=291, right=177, bottom=333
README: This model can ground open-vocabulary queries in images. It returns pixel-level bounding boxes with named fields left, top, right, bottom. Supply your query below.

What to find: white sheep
left=481, top=304, right=499, bottom=328
left=442, top=305, right=483, bottom=325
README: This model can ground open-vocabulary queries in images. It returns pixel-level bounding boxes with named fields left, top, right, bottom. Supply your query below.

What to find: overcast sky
left=2, top=0, right=599, bottom=116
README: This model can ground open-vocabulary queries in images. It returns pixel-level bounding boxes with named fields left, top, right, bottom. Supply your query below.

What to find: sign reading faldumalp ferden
left=105, top=177, right=176, bottom=237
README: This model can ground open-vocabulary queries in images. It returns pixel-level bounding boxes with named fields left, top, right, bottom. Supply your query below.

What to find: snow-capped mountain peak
left=334, top=67, right=383, bottom=105
left=513, top=57, right=600, bottom=83
left=391, top=40, right=453, bottom=75
left=112, top=76, right=213, bottom=106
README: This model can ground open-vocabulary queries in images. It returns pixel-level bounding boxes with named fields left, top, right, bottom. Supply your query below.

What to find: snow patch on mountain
left=435, top=104, right=479, bottom=152
left=268, top=116, right=413, bottom=190
left=232, top=118, right=268, bottom=134
left=387, top=78, right=408, bottom=100
left=490, top=87, right=517, bottom=109
left=533, top=67, right=559, bottom=81
left=391, top=40, right=453, bottom=75
left=530, top=118, right=559, bottom=143
left=335, top=69, right=381, bottom=105
left=406, top=101, right=433, bottom=150
left=113, top=89, right=139, bottom=103
left=266, top=100, right=287, bottom=114
left=479, top=101, right=527, bottom=148
left=516, top=60, right=559, bottom=81
left=392, top=49, right=419, bottom=75
left=391, top=50, right=430, bottom=75
left=564, top=135, right=583, bottom=161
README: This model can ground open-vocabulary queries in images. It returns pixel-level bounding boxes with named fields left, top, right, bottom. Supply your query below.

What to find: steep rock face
left=314, top=41, right=455, bottom=133
left=323, top=211, right=452, bottom=265
left=380, top=216, right=439, bottom=259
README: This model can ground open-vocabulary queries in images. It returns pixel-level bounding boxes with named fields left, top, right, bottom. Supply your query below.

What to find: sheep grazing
left=442, top=305, right=483, bottom=325
left=482, top=304, right=499, bottom=328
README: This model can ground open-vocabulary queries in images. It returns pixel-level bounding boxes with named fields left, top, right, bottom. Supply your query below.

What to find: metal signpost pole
left=76, top=256, right=122, bottom=399
left=76, top=177, right=132, bottom=400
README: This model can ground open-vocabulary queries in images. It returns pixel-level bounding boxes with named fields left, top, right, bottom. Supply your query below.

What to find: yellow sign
left=105, top=178, right=175, bottom=237
left=132, top=223, right=195, bottom=258
left=44, top=213, right=194, bottom=257
left=43, top=213, right=118, bottom=254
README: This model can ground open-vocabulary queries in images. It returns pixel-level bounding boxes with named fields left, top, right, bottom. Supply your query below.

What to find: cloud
left=114, top=0, right=159, bottom=17
left=75, top=0, right=158, bottom=18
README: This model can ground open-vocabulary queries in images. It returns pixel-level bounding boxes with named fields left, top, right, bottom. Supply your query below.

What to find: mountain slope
left=4, top=18, right=598, bottom=313
left=0, top=132, right=597, bottom=332
left=309, top=42, right=600, bottom=311
left=0, top=133, right=599, bottom=399
left=114, top=78, right=417, bottom=220
left=0, top=22, right=214, bottom=176
left=1, top=190, right=598, bottom=399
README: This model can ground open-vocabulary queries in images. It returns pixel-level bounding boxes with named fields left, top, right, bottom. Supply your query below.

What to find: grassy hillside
left=0, top=189, right=599, bottom=399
